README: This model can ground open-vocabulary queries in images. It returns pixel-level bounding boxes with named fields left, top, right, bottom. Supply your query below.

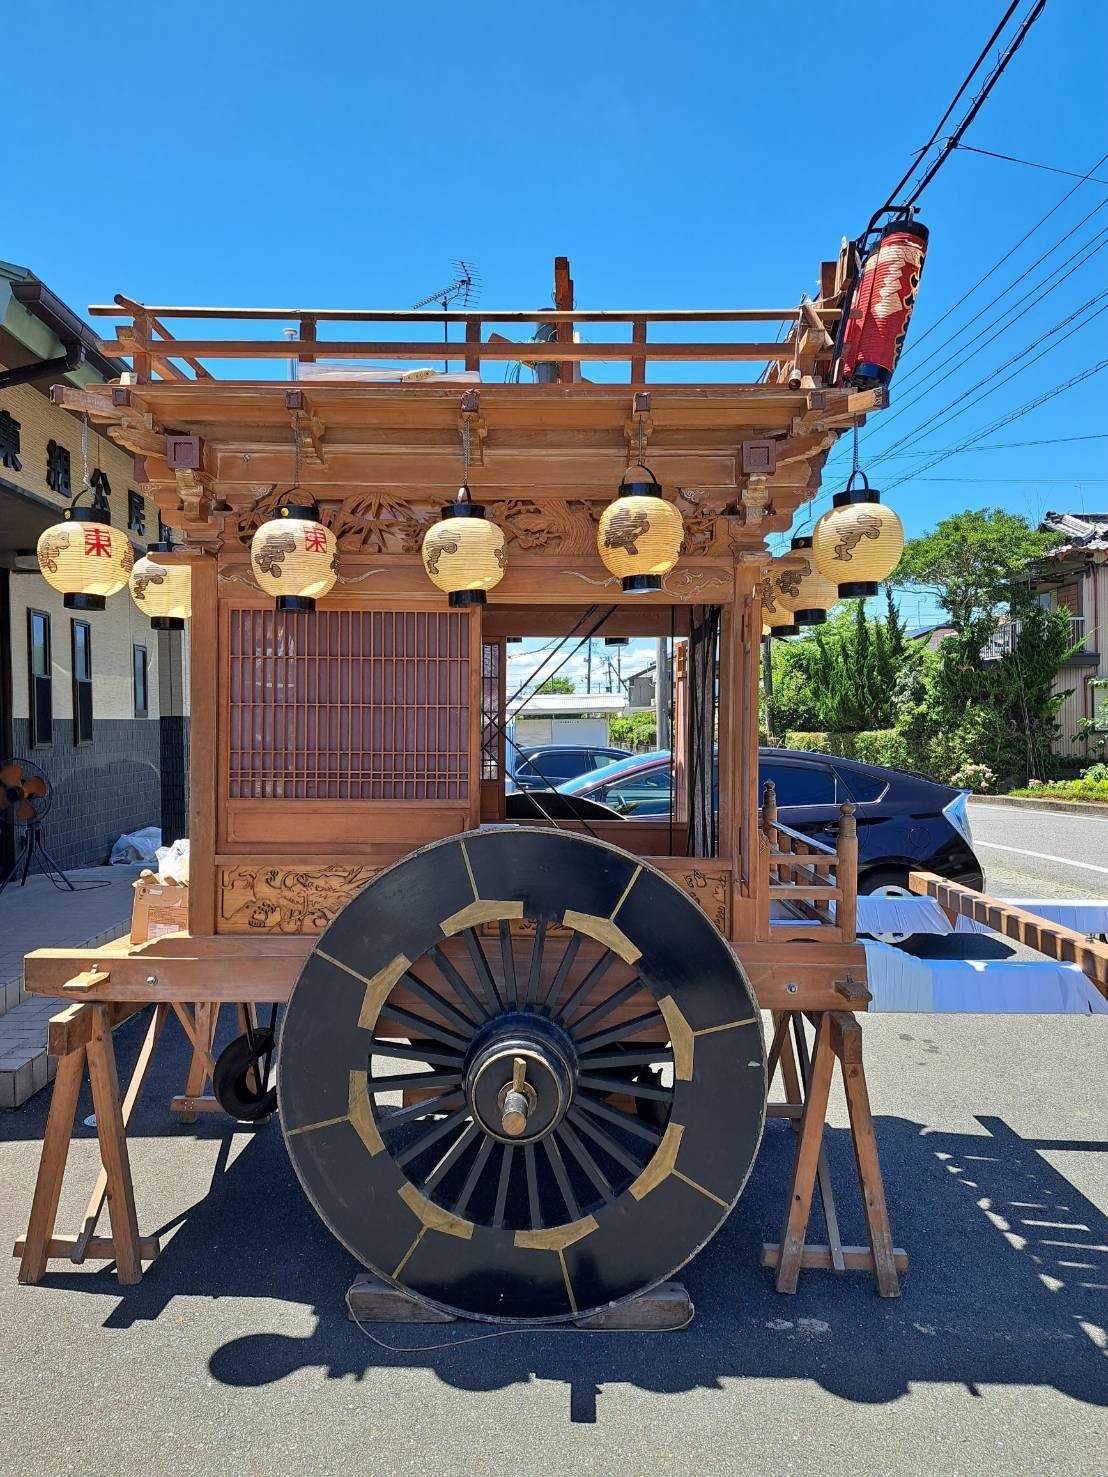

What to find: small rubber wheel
left=213, top=1030, right=277, bottom=1121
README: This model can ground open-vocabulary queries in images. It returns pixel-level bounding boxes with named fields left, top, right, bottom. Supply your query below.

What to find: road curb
left=968, top=793, right=1108, bottom=819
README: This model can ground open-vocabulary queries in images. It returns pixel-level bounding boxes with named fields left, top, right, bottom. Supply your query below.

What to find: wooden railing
left=86, top=298, right=840, bottom=385
left=757, top=781, right=858, bottom=943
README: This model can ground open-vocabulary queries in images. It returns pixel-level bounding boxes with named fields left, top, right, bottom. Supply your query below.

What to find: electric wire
left=950, top=142, right=1108, bottom=186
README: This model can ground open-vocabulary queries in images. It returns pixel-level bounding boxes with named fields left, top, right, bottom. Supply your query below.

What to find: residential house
left=0, top=263, right=189, bottom=875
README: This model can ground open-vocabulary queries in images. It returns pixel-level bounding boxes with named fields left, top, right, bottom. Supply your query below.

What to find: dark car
left=506, top=743, right=633, bottom=792
left=552, top=746, right=983, bottom=893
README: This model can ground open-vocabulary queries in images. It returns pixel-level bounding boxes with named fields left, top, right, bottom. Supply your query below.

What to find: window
left=71, top=621, right=93, bottom=744
left=1091, top=681, right=1108, bottom=733
left=127, top=489, right=146, bottom=536
left=759, top=759, right=838, bottom=806
left=27, top=610, right=52, bottom=746
left=45, top=440, right=71, bottom=495
left=0, top=409, right=22, bottom=470
left=836, top=767, right=887, bottom=803
left=516, top=750, right=589, bottom=783
left=132, top=644, right=149, bottom=718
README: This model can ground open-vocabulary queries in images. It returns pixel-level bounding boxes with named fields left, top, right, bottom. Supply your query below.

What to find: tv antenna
left=412, top=261, right=481, bottom=370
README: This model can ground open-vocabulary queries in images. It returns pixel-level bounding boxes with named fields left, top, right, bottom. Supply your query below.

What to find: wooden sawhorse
left=761, top=1008, right=906, bottom=1297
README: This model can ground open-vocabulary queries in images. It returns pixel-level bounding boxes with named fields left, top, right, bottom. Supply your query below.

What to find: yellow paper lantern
left=597, top=467, right=684, bottom=594
left=37, top=506, right=133, bottom=610
left=812, top=473, right=904, bottom=597
left=129, top=543, right=192, bottom=629
left=775, top=536, right=839, bottom=626
left=250, top=501, right=337, bottom=611
left=760, top=571, right=799, bottom=637
left=422, top=486, right=507, bottom=607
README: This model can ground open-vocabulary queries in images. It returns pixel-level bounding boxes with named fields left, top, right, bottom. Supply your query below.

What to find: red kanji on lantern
left=84, top=527, right=113, bottom=557
left=303, top=526, right=328, bottom=552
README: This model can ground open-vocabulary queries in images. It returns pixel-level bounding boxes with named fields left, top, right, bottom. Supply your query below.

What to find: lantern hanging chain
left=80, top=414, right=90, bottom=496
left=851, top=423, right=861, bottom=479
left=290, top=409, right=301, bottom=495
left=461, top=416, right=471, bottom=484
left=636, top=419, right=646, bottom=471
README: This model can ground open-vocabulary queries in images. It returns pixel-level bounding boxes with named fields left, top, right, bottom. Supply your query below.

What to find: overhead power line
left=899, top=145, right=1108, bottom=361
left=883, top=355, right=1108, bottom=491
left=951, top=143, right=1108, bottom=186
left=878, top=432, right=1108, bottom=456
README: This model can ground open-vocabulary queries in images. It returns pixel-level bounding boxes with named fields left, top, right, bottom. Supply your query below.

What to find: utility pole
left=655, top=637, right=672, bottom=749
left=585, top=639, right=592, bottom=694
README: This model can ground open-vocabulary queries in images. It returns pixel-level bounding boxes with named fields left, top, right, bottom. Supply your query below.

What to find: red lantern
left=835, top=219, right=928, bottom=391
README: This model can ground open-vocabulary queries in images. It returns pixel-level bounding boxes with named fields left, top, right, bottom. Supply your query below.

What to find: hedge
left=781, top=729, right=914, bottom=772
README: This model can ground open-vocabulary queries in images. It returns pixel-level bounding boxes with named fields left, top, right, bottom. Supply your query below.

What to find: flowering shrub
left=949, top=761, right=995, bottom=793
left=1080, top=762, right=1108, bottom=783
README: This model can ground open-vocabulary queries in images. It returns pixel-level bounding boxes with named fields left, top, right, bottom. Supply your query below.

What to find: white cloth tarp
left=863, top=939, right=1107, bottom=1015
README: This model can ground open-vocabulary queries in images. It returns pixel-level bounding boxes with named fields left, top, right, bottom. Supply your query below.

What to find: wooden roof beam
left=98, top=336, right=798, bottom=363
left=89, top=304, right=836, bottom=323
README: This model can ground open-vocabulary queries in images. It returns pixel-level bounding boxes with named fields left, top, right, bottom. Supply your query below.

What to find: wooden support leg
left=833, top=1013, right=901, bottom=1298
left=176, top=1001, right=217, bottom=1123
left=778, top=1015, right=803, bottom=1109
left=73, top=1004, right=167, bottom=1264
left=766, top=1011, right=790, bottom=1089
left=17, top=1045, right=87, bottom=1285
left=774, top=1012, right=834, bottom=1294
left=85, top=1005, right=142, bottom=1285
left=792, top=1014, right=845, bottom=1273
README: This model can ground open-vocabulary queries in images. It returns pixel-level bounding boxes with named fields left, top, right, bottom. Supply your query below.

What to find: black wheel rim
left=279, top=828, right=766, bottom=1322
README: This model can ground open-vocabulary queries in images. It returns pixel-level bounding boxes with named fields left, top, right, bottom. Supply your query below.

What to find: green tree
left=538, top=676, right=575, bottom=695
left=892, top=508, right=1062, bottom=631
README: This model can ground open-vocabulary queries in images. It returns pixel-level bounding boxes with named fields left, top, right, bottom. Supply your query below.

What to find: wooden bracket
left=740, top=475, right=769, bottom=528
left=625, top=391, right=653, bottom=466
left=459, top=388, right=486, bottom=468
left=62, top=969, right=110, bottom=993
left=286, top=388, right=326, bottom=465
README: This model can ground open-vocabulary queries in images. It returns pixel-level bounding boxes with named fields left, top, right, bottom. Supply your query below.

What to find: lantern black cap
left=772, top=623, right=800, bottom=638
left=147, top=540, right=174, bottom=555
left=277, top=595, right=316, bottom=612
left=790, top=535, right=814, bottom=550
left=622, top=573, right=662, bottom=594
left=151, top=616, right=186, bottom=631
left=63, top=592, right=106, bottom=611
left=832, top=470, right=880, bottom=508
left=279, top=501, right=320, bottom=521
left=442, top=483, right=486, bottom=520
left=449, top=589, right=486, bottom=608
left=63, top=504, right=109, bottom=524
left=793, top=609, right=827, bottom=626
left=617, top=465, right=663, bottom=499
left=837, top=582, right=878, bottom=599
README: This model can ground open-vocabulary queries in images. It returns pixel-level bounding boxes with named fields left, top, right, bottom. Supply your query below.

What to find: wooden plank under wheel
left=278, top=827, right=767, bottom=1322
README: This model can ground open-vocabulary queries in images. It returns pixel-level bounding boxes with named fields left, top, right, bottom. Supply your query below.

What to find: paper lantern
left=836, top=219, right=929, bottom=391
left=129, top=542, right=192, bottom=630
left=250, top=501, right=337, bottom=611
left=421, top=485, right=506, bottom=607
left=813, top=473, right=904, bottom=598
left=775, top=536, right=839, bottom=626
left=760, top=571, right=799, bottom=637
left=597, top=468, right=684, bottom=594
left=37, top=507, right=133, bottom=611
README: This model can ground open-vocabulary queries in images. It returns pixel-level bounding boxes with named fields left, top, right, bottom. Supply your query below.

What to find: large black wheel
left=278, top=828, right=765, bottom=1322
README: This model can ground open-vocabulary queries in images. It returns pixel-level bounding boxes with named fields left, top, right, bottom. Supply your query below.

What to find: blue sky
left=7, top=1, right=1105, bottom=673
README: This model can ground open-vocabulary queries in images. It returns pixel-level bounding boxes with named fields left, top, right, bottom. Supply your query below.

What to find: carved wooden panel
left=655, top=861, right=732, bottom=936
left=218, top=864, right=380, bottom=933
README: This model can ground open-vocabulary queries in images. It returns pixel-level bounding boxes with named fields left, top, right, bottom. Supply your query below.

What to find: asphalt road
left=1, top=808, right=1105, bottom=1475
left=970, top=801, right=1108, bottom=901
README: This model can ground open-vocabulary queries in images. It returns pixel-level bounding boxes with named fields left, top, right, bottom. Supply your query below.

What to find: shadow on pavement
left=6, top=1014, right=1106, bottom=1420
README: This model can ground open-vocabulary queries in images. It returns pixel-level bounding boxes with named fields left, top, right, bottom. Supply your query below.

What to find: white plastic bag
left=110, top=826, right=162, bottom=865
left=155, top=838, right=190, bottom=884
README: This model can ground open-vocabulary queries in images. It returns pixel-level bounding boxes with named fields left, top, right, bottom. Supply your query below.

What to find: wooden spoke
left=539, top=932, right=581, bottom=1013
left=523, top=1143, right=542, bottom=1229
left=566, top=1106, right=645, bottom=1174
left=463, top=928, right=505, bottom=1015
left=555, top=1122, right=618, bottom=1204
left=498, top=921, right=518, bottom=1008
left=541, top=1135, right=581, bottom=1222
left=367, top=1038, right=463, bottom=1069
left=427, top=946, right=491, bottom=1024
left=400, top=969, right=478, bottom=1035
left=367, top=1070, right=461, bottom=1095
left=492, top=1144, right=515, bottom=1228
left=576, top=1009, right=663, bottom=1055
left=523, top=920, right=547, bottom=1008
left=558, top=948, right=617, bottom=1023
left=575, top=1094, right=663, bottom=1144
left=394, top=1104, right=472, bottom=1169
left=377, top=1005, right=469, bottom=1052
left=379, top=1090, right=464, bottom=1131
left=424, top=1120, right=480, bottom=1192
left=579, top=1048, right=673, bottom=1071
left=452, top=1135, right=496, bottom=1216
left=566, top=978, right=646, bottom=1035
left=579, top=1073, right=671, bottom=1102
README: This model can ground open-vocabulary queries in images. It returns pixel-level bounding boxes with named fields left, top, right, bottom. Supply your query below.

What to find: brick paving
left=0, top=863, right=143, bottom=1107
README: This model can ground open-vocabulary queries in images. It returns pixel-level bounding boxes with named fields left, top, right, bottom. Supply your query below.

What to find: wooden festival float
left=14, top=226, right=1028, bottom=1322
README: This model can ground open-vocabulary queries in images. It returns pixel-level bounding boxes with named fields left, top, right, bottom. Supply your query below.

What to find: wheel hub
left=464, top=1012, right=575, bottom=1144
